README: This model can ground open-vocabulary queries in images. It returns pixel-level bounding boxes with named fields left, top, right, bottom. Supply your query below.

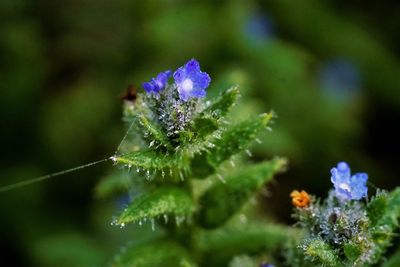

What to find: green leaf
left=191, top=117, right=219, bottom=141
left=366, top=190, right=388, bottom=227
left=369, top=187, right=400, bottom=263
left=190, top=153, right=216, bottom=179
left=200, top=86, right=239, bottom=120
left=196, top=223, right=290, bottom=266
left=137, top=113, right=173, bottom=150
left=380, top=187, right=400, bottom=229
left=184, top=87, right=239, bottom=161
left=343, top=242, right=361, bottom=262
left=114, top=187, right=195, bottom=226
left=197, top=158, right=286, bottom=228
left=115, top=150, right=189, bottom=173
left=207, top=113, right=274, bottom=168
left=113, top=240, right=196, bottom=267
left=304, top=239, right=339, bottom=267
left=189, top=112, right=274, bottom=179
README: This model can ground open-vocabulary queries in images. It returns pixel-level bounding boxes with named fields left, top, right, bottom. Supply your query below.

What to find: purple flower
left=142, top=70, right=172, bottom=94
left=173, top=59, right=211, bottom=101
left=259, top=263, right=274, bottom=267
left=331, top=162, right=368, bottom=201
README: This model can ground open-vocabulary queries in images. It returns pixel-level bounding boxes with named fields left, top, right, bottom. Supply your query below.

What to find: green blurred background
left=1, top=0, right=399, bottom=266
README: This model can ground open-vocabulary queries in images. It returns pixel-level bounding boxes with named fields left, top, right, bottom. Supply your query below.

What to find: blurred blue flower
left=319, top=59, right=361, bottom=101
left=259, top=263, right=274, bottom=267
left=244, top=13, right=274, bottom=42
left=173, top=59, right=211, bottom=101
left=142, top=70, right=172, bottom=94
left=331, top=162, right=368, bottom=201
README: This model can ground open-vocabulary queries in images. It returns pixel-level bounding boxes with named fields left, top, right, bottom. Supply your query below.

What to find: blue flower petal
left=330, top=162, right=350, bottom=185
left=185, top=59, right=200, bottom=73
left=330, top=162, right=368, bottom=201
left=143, top=81, right=156, bottom=94
left=173, top=67, right=185, bottom=83
left=349, top=173, right=368, bottom=200
left=142, top=70, right=171, bottom=94
left=173, top=59, right=211, bottom=101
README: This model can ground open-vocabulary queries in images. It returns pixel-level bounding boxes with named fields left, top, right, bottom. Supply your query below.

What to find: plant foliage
left=287, top=162, right=400, bottom=267
left=96, top=59, right=288, bottom=266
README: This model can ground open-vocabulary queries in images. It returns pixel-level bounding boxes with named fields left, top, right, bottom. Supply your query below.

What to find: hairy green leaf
left=115, top=187, right=195, bottom=226
left=305, top=239, right=339, bottom=267
left=190, top=153, right=216, bottom=179
left=207, top=113, right=273, bottom=168
left=366, top=191, right=388, bottom=227
left=183, top=87, right=239, bottom=162
left=370, top=187, right=400, bottom=263
left=189, top=113, right=274, bottom=179
left=343, top=242, right=361, bottom=262
left=197, top=158, right=286, bottom=228
left=191, top=117, right=219, bottom=141
left=115, top=150, right=189, bottom=173
left=113, top=240, right=196, bottom=267
left=200, top=86, right=239, bottom=120
left=137, top=114, right=173, bottom=150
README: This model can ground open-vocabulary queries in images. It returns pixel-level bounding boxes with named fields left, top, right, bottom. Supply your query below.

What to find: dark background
left=0, top=0, right=399, bottom=266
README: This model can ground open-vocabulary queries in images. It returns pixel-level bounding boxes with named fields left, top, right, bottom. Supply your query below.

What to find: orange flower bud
left=290, top=190, right=310, bottom=208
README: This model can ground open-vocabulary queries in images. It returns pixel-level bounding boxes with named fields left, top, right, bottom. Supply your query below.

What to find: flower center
left=181, top=78, right=194, bottom=92
left=339, top=183, right=350, bottom=191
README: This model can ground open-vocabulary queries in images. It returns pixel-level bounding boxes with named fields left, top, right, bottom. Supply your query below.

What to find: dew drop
left=216, top=174, right=226, bottom=184
left=209, top=142, right=215, bottom=148
left=149, top=140, right=155, bottom=147
left=245, top=149, right=252, bottom=157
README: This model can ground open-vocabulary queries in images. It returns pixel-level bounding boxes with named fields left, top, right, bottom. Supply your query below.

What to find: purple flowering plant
left=288, top=162, right=400, bottom=266
left=103, top=58, right=287, bottom=266
left=138, top=59, right=212, bottom=137
left=97, top=59, right=400, bottom=266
